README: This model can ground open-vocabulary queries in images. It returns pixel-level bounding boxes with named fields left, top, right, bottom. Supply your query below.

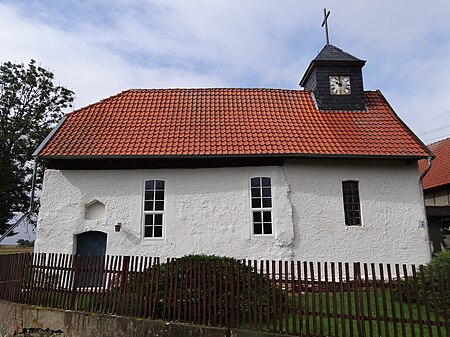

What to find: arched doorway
left=76, top=231, right=107, bottom=256
left=75, top=231, right=107, bottom=287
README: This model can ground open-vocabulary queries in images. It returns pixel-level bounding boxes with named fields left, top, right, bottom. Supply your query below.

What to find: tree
left=0, top=60, right=74, bottom=235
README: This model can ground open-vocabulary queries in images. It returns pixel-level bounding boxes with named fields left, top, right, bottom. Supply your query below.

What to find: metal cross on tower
left=321, top=8, right=331, bottom=45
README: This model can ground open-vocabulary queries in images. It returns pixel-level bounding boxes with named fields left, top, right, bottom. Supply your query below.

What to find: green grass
left=265, top=290, right=447, bottom=337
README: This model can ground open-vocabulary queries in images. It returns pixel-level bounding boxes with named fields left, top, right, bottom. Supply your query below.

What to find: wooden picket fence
left=0, top=253, right=448, bottom=337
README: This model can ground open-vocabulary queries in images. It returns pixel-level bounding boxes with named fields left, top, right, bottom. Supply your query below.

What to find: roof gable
left=36, top=88, right=430, bottom=159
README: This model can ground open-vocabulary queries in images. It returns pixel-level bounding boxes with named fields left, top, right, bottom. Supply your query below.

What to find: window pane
left=251, top=177, right=260, bottom=187
left=262, top=188, right=271, bottom=197
left=263, top=211, right=271, bottom=222
left=262, top=198, right=272, bottom=208
left=253, top=211, right=262, bottom=223
left=342, top=181, right=361, bottom=226
left=263, top=223, right=272, bottom=235
left=252, top=198, right=261, bottom=208
left=145, top=191, right=154, bottom=201
left=155, top=201, right=164, bottom=211
left=145, top=180, right=154, bottom=190
left=154, top=214, right=163, bottom=226
left=144, top=201, right=153, bottom=211
left=144, top=226, right=153, bottom=237
left=262, top=177, right=271, bottom=187
left=254, top=223, right=262, bottom=235
left=155, top=191, right=164, bottom=200
left=154, top=226, right=163, bottom=237
left=251, top=188, right=261, bottom=198
left=145, top=214, right=153, bottom=226
left=156, top=180, right=165, bottom=189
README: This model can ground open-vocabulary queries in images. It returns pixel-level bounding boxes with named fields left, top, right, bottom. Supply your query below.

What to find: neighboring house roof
left=420, top=137, right=450, bottom=190
left=36, top=88, right=430, bottom=159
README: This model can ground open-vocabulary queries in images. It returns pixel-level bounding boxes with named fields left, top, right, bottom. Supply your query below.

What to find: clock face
left=329, top=76, right=351, bottom=95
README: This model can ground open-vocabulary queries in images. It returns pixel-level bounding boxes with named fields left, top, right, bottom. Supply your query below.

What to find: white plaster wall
left=35, top=159, right=431, bottom=265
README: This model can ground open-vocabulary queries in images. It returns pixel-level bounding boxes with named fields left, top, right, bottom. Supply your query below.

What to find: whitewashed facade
left=35, top=158, right=431, bottom=265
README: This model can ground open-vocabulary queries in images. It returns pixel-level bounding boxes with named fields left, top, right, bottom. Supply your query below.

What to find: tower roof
left=314, top=44, right=364, bottom=62
left=300, top=44, right=366, bottom=87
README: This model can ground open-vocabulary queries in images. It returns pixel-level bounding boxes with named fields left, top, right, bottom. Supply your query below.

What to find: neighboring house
left=419, top=137, right=450, bottom=253
left=33, top=44, right=433, bottom=265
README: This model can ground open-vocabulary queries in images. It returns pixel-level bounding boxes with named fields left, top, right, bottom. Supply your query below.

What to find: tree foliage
left=0, top=60, right=74, bottom=235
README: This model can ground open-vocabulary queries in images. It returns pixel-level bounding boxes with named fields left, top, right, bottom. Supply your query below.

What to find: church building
left=33, top=43, right=433, bottom=265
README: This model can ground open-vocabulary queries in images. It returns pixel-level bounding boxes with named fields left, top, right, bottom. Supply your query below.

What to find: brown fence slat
left=151, top=257, right=160, bottom=320
left=330, top=262, right=338, bottom=337
left=379, top=264, right=390, bottom=337
left=279, top=261, right=284, bottom=333
left=402, top=264, right=416, bottom=337
left=386, top=264, right=398, bottom=337
left=297, top=260, right=303, bottom=335
left=437, top=267, right=449, bottom=336
left=317, top=262, right=323, bottom=337
left=395, top=264, right=407, bottom=337
left=353, top=262, right=363, bottom=337
left=364, top=263, right=374, bottom=337
left=419, top=265, right=433, bottom=337
left=291, top=260, right=297, bottom=335
left=218, top=258, right=223, bottom=326
left=304, top=261, right=310, bottom=336
left=2, top=253, right=450, bottom=337
left=345, top=263, right=354, bottom=337
left=212, top=259, right=217, bottom=326
left=284, top=261, right=289, bottom=334
left=236, top=259, right=241, bottom=328
left=428, top=267, right=442, bottom=337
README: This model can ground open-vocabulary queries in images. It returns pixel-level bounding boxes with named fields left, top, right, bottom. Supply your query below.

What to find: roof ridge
left=126, top=87, right=303, bottom=92
left=426, top=136, right=450, bottom=147
left=66, top=89, right=133, bottom=115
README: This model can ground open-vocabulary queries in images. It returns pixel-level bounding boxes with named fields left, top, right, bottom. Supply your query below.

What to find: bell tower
left=299, top=44, right=366, bottom=110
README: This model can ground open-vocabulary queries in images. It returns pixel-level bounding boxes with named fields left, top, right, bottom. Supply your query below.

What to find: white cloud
left=0, top=0, right=449, bottom=141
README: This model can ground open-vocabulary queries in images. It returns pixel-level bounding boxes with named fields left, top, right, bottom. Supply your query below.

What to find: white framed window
left=143, top=179, right=165, bottom=238
left=250, top=177, right=273, bottom=235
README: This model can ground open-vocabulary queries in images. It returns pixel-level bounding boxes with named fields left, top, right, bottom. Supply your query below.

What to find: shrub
left=118, top=254, right=283, bottom=321
left=17, top=239, right=34, bottom=247
left=398, top=250, right=450, bottom=314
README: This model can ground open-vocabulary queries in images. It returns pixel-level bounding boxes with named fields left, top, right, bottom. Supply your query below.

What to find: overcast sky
left=1, top=0, right=449, bottom=143
left=1, top=0, right=449, bottom=243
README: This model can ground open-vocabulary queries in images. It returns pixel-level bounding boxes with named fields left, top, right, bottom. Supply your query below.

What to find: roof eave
left=38, top=152, right=430, bottom=161
left=299, top=60, right=367, bottom=87
left=376, top=90, right=435, bottom=159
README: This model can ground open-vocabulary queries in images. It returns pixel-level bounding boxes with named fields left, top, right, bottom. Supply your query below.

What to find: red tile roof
left=36, top=89, right=430, bottom=159
left=420, top=137, right=450, bottom=190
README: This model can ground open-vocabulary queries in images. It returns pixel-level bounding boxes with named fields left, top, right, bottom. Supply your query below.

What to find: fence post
left=70, top=255, right=79, bottom=310
left=119, top=256, right=131, bottom=316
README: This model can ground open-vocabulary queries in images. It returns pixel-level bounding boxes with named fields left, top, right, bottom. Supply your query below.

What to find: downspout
left=420, top=156, right=433, bottom=183
left=0, top=160, right=39, bottom=243
left=418, top=156, right=433, bottom=257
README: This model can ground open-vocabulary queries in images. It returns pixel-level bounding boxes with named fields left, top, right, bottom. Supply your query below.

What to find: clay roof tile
left=37, top=88, right=429, bottom=159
